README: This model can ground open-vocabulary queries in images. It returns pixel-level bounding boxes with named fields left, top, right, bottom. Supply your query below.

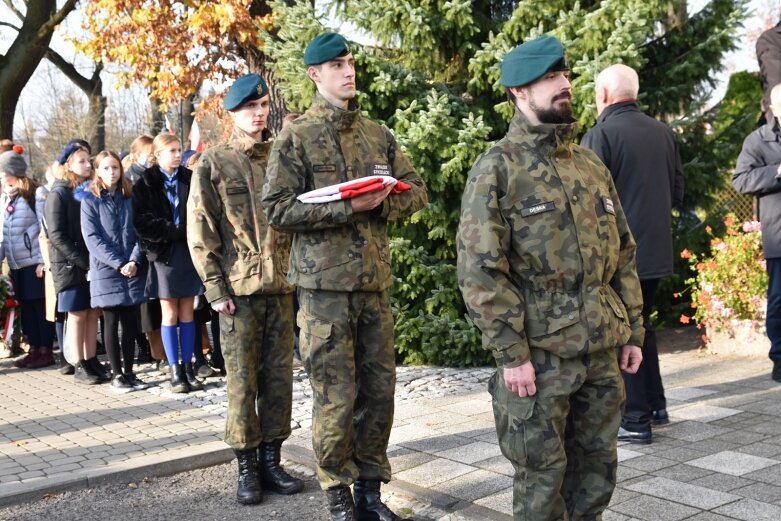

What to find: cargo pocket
left=524, top=290, right=581, bottom=339
left=489, top=372, right=536, bottom=466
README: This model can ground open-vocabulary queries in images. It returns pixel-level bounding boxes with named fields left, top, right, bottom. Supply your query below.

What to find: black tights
left=102, top=305, right=140, bottom=376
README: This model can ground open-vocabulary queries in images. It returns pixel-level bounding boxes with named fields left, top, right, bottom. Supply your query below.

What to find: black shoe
left=110, top=374, right=134, bottom=393
left=196, top=360, right=217, bottom=379
left=74, top=361, right=101, bottom=385
left=617, top=426, right=652, bottom=444
left=125, top=372, right=150, bottom=390
left=353, top=479, right=411, bottom=521
left=773, top=361, right=781, bottom=383
left=326, top=486, right=355, bottom=521
left=170, top=363, right=189, bottom=393
left=652, top=409, right=670, bottom=425
left=59, top=360, right=75, bottom=375
left=235, top=449, right=263, bottom=505
left=86, top=357, right=111, bottom=382
left=183, top=362, right=204, bottom=391
left=258, top=440, right=304, bottom=495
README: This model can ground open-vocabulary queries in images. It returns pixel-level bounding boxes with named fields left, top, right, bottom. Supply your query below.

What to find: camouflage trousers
left=490, top=348, right=624, bottom=521
left=297, top=288, right=396, bottom=490
left=221, top=293, right=294, bottom=450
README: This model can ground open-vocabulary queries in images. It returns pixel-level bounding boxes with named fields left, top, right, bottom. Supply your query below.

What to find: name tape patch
left=370, top=163, right=391, bottom=176
left=313, top=164, right=337, bottom=173
left=520, top=201, right=555, bottom=217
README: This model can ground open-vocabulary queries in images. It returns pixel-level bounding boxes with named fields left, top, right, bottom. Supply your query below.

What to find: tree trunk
left=150, top=97, right=165, bottom=135
left=0, top=0, right=65, bottom=139
left=181, top=96, right=195, bottom=149
left=87, top=92, right=107, bottom=151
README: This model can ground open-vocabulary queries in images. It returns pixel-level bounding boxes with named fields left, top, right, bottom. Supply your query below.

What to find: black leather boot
left=183, top=362, right=204, bottom=391
left=170, top=363, right=188, bottom=393
left=136, top=336, right=152, bottom=364
left=258, top=440, right=303, bottom=494
left=326, top=486, right=355, bottom=521
left=234, top=449, right=263, bottom=505
left=353, top=480, right=412, bottom=521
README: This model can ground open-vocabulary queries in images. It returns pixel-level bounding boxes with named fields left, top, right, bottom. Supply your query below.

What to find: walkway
left=1, top=330, right=780, bottom=520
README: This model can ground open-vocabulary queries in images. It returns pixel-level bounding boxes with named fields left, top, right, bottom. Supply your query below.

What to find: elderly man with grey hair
left=582, top=64, right=685, bottom=444
left=733, top=82, right=781, bottom=384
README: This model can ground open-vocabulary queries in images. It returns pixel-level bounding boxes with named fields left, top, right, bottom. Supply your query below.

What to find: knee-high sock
left=178, top=321, right=196, bottom=364
left=161, top=324, right=179, bottom=364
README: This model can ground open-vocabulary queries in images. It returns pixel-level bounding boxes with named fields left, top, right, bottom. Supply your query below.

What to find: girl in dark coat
left=133, top=134, right=203, bottom=393
left=80, top=150, right=149, bottom=393
left=45, top=144, right=106, bottom=385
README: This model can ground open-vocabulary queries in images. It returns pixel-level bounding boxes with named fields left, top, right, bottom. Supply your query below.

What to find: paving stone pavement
left=1, top=335, right=780, bottom=520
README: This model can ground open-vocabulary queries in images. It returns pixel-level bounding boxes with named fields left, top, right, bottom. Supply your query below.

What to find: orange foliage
left=76, top=1, right=274, bottom=110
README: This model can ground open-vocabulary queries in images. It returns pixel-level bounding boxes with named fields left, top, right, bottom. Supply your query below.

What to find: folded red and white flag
left=297, top=175, right=410, bottom=203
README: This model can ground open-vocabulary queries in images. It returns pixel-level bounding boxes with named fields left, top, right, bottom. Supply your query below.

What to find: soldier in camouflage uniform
left=457, top=35, right=644, bottom=521
left=186, top=74, right=303, bottom=505
left=262, top=32, right=427, bottom=521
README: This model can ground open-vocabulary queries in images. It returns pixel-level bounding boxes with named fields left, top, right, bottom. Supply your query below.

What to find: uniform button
left=567, top=313, right=575, bottom=320
left=572, top=195, right=579, bottom=202
left=363, top=240, right=368, bottom=246
left=586, top=285, right=593, bottom=292
left=583, top=240, right=590, bottom=247
left=348, top=253, right=354, bottom=258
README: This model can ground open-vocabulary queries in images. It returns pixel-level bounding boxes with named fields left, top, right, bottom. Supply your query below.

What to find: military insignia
left=369, top=163, right=390, bottom=176
left=256, top=83, right=264, bottom=95
left=520, top=201, right=555, bottom=217
left=603, top=197, right=615, bottom=215
left=313, top=164, right=337, bottom=173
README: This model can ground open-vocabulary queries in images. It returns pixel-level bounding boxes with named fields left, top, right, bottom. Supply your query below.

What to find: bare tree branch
left=36, top=0, right=79, bottom=42
left=0, top=21, right=21, bottom=31
left=3, top=0, right=24, bottom=21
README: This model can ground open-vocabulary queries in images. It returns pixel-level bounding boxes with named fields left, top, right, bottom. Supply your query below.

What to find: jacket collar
left=308, top=93, right=361, bottom=131
left=597, top=100, right=640, bottom=124
left=759, top=119, right=781, bottom=142
left=507, top=108, right=578, bottom=156
left=229, top=127, right=273, bottom=159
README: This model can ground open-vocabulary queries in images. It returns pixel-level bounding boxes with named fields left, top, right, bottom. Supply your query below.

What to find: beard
left=529, top=93, right=575, bottom=124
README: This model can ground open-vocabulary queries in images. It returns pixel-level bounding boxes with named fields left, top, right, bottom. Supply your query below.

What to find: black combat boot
left=258, top=440, right=303, bottom=494
left=136, top=336, right=153, bottom=364
left=170, top=363, right=188, bottom=393
left=234, top=449, right=263, bottom=505
left=326, top=486, right=355, bottom=521
left=183, top=362, right=204, bottom=391
left=353, top=480, right=413, bottom=521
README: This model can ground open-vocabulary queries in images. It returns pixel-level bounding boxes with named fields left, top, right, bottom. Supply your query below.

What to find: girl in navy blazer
left=80, top=150, right=149, bottom=392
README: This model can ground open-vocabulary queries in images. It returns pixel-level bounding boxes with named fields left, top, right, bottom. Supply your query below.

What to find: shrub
left=680, top=215, right=767, bottom=341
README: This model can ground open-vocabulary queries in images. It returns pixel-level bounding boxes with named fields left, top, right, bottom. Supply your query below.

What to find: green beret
left=223, top=74, right=269, bottom=111
left=304, top=32, right=350, bottom=66
left=500, top=35, right=569, bottom=88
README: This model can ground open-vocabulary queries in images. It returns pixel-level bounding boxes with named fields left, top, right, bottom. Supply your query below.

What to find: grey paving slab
left=714, top=498, right=781, bottom=520
left=617, top=447, right=644, bottom=462
left=687, top=450, right=780, bottom=476
left=609, top=494, right=700, bottom=521
left=473, top=487, right=512, bottom=516
left=434, top=441, right=503, bottom=465
left=671, top=404, right=742, bottom=423
left=689, top=473, right=755, bottom=492
left=395, top=459, right=475, bottom=487
left=659, top=421, right=733, bottom=442
left=650, top=463, right=714, bottom=483
left=625, top=476, right=740, bottom=509
left=430, top=469, right=512, bottom=503
left=664, top=387, right=718, bottom=401
left=732, top=482, right=781, bottom=503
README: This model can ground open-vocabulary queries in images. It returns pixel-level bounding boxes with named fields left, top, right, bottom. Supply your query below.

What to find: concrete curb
left=0, top=441, right=234, bottom=508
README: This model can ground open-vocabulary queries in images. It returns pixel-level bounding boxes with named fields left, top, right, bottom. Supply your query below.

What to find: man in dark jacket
left=582, top=64, right=685, bottom=443
left=757, top=20, right=781, bottom=123
left=733, top=83, right=781, bottom=384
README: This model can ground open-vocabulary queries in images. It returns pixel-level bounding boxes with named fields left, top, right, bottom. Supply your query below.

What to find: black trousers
left=621, top=278, right=667, bottom=431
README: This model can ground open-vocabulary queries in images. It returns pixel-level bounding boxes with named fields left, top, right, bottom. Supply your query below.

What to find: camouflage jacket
left=187, top=127, right=293, bottom=304
left=262, top=94, right=428, bottom=292
left=457, top=110, right=644, bottom=368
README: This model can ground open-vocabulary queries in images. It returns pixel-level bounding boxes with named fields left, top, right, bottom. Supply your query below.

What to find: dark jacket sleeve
left=132, top=177, right=180, bottom=244
left=671, top=138, right=685, bottom=209
left=733, top=132, right=781, bottom=196
left=45, top=187, right=89, bottom=271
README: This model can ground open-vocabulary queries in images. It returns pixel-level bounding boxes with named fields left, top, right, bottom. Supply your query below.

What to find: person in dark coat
left=733, top=83, right=781, bottom=384
left=757, top=20, right=781, bottom=124
left=45, top=143, right=107, bottom=385
left=133, top=134, right=203, bottom=393
left=582, top=64, right=685, bottom=443
left=80, top=150, right=149, bottom=393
